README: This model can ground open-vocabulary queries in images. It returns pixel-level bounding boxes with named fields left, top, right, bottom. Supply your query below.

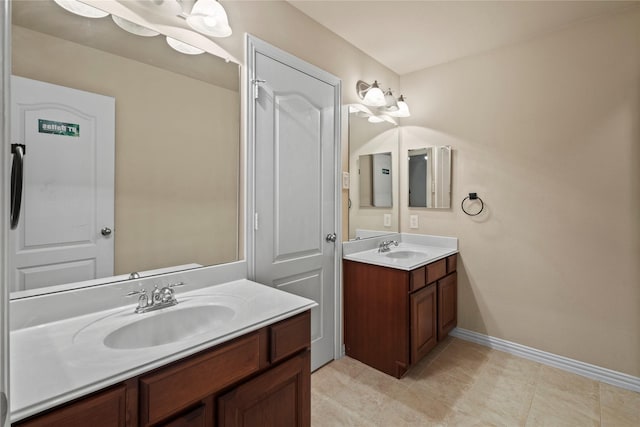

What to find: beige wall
left=399, top=7, right=640, bottom=376
left=217, top=1, right=399, bottom=104
left=13, top=26, right=240, bottom=275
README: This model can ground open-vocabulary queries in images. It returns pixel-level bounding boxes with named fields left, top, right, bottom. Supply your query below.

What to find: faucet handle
left=168, top=282, right=185, bottom=288
left=126, top=289, right=146, bottom=297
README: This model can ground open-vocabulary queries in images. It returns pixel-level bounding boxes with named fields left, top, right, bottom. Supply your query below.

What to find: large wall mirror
left=9, top=0, right=241, bottom=298
left=347, top=111, right=398, bottom=240
left=408, top=146, right=452, bottom=208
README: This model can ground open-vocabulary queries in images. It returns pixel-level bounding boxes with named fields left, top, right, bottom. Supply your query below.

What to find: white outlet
left=409, top=214, right=419, bottom=229
left=383, top=214, right=391, bottom=227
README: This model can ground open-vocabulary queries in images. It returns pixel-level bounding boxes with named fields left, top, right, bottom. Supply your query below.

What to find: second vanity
left=9, top=267, right=316, bottom=426
left=343, top=234, right=458, bottom=378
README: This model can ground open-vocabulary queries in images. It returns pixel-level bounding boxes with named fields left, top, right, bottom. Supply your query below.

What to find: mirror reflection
left=348, top=113, right=398, bottom=240
left=9, top=1, right=241, bottom=297
left=408, top=146, right=452, bottom=208
left=358, top=153, right=392, bottom=208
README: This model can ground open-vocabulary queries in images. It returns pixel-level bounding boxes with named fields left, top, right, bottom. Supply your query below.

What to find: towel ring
left=461, top=193, right=484, bottom=216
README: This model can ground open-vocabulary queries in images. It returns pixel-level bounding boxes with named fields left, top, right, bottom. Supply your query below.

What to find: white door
left=249, top=37, right=341, bottom=371
left=9, top=76, right=115, bottom=293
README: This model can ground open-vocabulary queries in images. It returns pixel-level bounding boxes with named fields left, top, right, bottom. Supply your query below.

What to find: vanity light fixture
left=388, top=95, right=411, bottom=118
left=349, top=103, right=398, bottom=125
left=166, top=36, right=205, bottom=55
left=383, top=88, right=399, bottom=112
left=53, top=0, right=109, bottom=18
left=185, top=0, right=232, bottom=37
left=112, top=16, right=160, bottom=37
left=367, top=115, right=386, bottom=123
left=356, top=80, right=386, bottom=107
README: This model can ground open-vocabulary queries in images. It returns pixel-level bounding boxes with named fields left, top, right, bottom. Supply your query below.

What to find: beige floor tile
left=453, top=354, right=538, bottom=426
left=351, top=360, right=410, bottom=396
left=538, top=365, right=599, bottom=392
left=526, top=367, right=600, bottom=427
left=445, top=409, right=502, bottom=427
left=424, top=341, right=490, bottom=386
left=311, top=391, right=375, bottom=427
left=599, top=382, right=640, bottom=427
left=311, top=340, right=639, bottom=427
left=375, top=385, right=452, bottom=426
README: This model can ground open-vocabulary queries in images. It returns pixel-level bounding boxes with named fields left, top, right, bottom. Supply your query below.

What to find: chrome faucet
left=378, top=240, right=399, bottom=253
left=126, top=282, right=184, bottom=313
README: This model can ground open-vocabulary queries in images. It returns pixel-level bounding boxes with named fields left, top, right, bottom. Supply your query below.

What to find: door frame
left=0, top=2, right=10, bottom=426
left=245, top=34, right=343, bottom=362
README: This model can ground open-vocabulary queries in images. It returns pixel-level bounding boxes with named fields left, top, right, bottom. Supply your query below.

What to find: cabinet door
left=218, top=351, right=310, bottom=427
left=410, top=284, right=438, bottom=363
left=162, top=404, right=208, bottom=427
left=14, top=385, right=126, bottom=427
left=438, top=272, right=457, bottom=340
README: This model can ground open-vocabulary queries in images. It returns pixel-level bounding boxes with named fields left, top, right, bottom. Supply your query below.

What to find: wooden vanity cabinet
left=13, top=311, right=311, bottom=427
left=438, top=271, right=458, bottom=340
left=217, top=350, right=310, bottom=427
left=344, top=254, right=457, bottom=378
left=13, top=385, right=127, bottom=427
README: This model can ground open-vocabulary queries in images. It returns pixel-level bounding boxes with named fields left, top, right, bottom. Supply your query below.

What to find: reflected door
left=252, top=43, right=338, bottom=371
left=9, top=76, right=115, bottom=292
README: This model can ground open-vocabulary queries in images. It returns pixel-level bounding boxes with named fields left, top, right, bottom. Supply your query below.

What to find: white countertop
left=10, top=279, right=316, bottom=422
left=343, top=233, right=458, bottom=270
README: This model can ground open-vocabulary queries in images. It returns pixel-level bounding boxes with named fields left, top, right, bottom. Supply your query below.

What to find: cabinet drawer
left=15, top=385, right=126, bottom=427
left=271, top=311, right=311, bottom=363
left=446, top=254, right=457, bottom=274
left=409, top=266, right=426, bottom=292
left=140, top=331, right=265, bottom=425
left=426, top=259, right=447, bottom=284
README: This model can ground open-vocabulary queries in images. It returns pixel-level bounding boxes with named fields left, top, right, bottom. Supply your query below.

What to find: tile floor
left=311, top=337, right=640, bottom=426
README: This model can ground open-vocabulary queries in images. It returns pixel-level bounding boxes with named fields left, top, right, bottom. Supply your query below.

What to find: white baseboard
left=450, top=327, right=640, bottom=393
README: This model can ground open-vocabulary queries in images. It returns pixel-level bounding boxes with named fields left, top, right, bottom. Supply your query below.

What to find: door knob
left=326, top=233, right=337, bottom=243
left=101, top=227, right=112, bottom=236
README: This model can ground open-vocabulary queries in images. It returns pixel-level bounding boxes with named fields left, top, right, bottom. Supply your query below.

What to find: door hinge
left=252, top=79, right=266, bottom=100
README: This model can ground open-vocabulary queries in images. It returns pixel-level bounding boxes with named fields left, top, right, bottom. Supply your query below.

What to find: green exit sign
left=38, top=119, right=80, bottom=137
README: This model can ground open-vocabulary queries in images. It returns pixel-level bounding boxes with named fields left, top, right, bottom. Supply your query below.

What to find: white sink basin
left=103, top=304, right=236, bottom=350
left=385, top=250, right=428, bottom=259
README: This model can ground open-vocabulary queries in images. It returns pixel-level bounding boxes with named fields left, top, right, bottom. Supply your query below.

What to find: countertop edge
left=343, top=249, right=459, bottom=271
left=10, top=302, right=316, bottom=423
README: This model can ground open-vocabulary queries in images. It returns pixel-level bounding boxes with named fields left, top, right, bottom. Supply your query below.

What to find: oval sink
left=103, top=305, right=235, bottom=350
left=385, top=250, right=427, bottom=259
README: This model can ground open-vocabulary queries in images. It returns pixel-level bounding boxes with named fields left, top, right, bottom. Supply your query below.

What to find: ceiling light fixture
left=112, top=16, right=160, bottom=37
left=53, top=0, right=109, bottom=18
left=186, top=0, right=232, bottom=37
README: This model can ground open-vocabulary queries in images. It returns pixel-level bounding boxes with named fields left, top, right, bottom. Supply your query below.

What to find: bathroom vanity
left=10, top=277, right=316, bottom=427
left=342, top=235, right=458, bottom=378
left=14, top=311, right=310, bottom=427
